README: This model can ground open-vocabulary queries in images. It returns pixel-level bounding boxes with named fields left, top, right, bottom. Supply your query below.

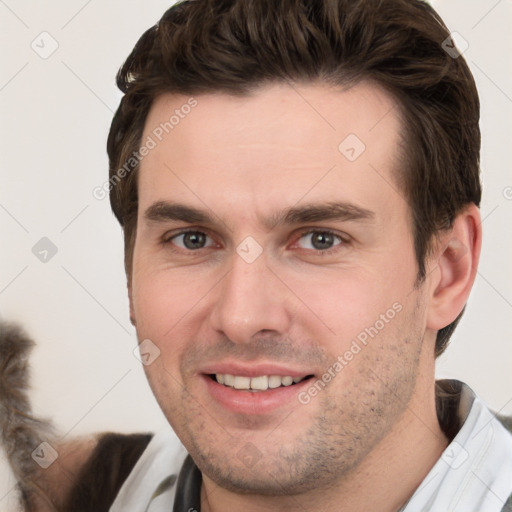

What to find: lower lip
left=202, top=375, right=313, bottom=415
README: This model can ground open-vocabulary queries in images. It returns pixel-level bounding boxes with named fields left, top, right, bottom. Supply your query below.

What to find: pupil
left=312, top=232, right=333, bottom=250
left=184, top=232, right=206, bottom=249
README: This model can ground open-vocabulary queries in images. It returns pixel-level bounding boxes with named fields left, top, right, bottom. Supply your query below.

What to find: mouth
left=200, top=363, right=318, bottom=414
left=209, top=373, right=313, bottom=391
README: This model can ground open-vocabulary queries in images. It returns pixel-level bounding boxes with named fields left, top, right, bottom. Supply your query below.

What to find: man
left=2, top=0, right=511, bottom=510
left=106, top=0, right=512, bottom=510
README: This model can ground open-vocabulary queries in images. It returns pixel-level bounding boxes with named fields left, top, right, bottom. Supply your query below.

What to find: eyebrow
left=143, top=200, right=375, bottom=230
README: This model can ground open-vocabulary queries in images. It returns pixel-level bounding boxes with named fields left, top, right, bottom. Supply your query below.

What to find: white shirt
left=109, top=423, right=187, bottom=512
left=401, top=383, right=512, bottom=512
left=110, top=381, right=512, bottom=512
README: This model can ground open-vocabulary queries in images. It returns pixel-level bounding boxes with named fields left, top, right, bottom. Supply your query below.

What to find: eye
left=296, top=230, right=344, bottom=252
left=166, top=230, right=216, bottom=250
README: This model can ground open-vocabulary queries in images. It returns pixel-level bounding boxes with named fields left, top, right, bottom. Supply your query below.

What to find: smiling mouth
left=209, top=374, right=314, bottom=391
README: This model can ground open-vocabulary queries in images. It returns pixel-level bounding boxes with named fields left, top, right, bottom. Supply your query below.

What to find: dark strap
left=502, top=493, right=512, bottom=512
left=496, top=414, right=512, bottom=435
left=173, top=455, right=202, bottom=512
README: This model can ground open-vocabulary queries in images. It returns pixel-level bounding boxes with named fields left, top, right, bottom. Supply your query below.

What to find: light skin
left=129, top=82, right=481, bottom=512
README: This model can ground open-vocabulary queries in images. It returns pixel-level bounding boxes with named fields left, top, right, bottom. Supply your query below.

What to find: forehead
left=138, top=81, right=405, bottom=226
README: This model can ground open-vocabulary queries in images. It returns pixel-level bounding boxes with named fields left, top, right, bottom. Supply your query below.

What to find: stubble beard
left=172, top=326, right=424, bottom=497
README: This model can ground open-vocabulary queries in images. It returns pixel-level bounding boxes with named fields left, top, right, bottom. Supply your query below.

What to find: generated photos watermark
left=92, top=97, right=198, bottom=200
left=298, top=301, right=403, bottom=405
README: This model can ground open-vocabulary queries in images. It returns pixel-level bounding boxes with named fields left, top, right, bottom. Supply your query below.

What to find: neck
left=201, top=368, right=448, bottom=512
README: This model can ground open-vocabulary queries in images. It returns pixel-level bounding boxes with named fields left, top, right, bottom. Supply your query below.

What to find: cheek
left=132, top=275, right=190, bottom=400
left=132, top=279, right=172, bottom=335
left=289, top=268, right=407, bottom=340
left=131, top=265, right=204, bottom=336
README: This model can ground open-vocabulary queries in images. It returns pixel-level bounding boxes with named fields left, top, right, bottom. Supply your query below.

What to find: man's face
left=130, top=82, right=435, bottom=494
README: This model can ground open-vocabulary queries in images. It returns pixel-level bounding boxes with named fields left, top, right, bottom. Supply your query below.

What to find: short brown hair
left=107, top=0, right=481, bottom=356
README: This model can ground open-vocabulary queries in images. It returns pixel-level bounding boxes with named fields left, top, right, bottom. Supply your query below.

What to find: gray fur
left=0, top=321, right=56, bottom=509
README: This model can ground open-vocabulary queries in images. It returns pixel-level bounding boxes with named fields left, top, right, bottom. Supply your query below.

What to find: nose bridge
left=210, top=249, right=290, bottom=343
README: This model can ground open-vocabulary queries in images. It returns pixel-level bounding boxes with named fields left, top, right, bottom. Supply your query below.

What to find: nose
left=209, top=250, right=292, bottom=344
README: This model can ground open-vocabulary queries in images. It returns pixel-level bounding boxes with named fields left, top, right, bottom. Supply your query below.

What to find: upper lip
left=199, top=361, right=314, bottom=378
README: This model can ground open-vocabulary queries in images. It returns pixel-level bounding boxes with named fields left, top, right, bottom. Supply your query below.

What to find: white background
left=1, top=0, right=511, bottom=509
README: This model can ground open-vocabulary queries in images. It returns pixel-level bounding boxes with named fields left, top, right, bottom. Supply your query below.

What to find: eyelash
left=161, top=228, right=348, bottom=255
left=294, top=229, right=346, bottom=255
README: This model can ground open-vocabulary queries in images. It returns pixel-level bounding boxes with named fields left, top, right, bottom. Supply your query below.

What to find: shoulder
left=109, top=425, right=189, bottom=511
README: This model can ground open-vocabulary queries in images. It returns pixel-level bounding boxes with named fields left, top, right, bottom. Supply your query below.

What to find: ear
left=426, top=203, right=482, bottom=332
left=128, top=283, right=137, bottom=326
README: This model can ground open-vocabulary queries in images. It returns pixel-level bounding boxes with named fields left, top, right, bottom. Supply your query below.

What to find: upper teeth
left=215, top=374, right=304, bottom=391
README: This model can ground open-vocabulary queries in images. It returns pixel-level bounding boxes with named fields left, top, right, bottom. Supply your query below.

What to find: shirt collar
left=113, top=380, right=512, bottom=512
left=401, top=379, right=512, bottom=512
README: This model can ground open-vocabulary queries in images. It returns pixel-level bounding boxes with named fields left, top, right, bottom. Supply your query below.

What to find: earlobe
left=426, top=203, right=482, bottom=332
